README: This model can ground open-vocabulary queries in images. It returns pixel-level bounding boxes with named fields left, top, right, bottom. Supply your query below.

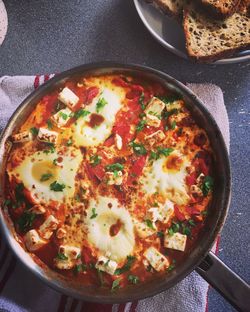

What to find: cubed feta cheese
left=145, top=130, right=165, bottom=146
left=54, top=259, right=74, bottom=270
left=143, top=247, right=169, bottom=271
left=59, top=245, right=81, bottom=260
left=51, top=107, right=72, bottom=128
left=24, top=229, right=47, bottom=251
left=105, top=171, right=123, bottom=185
left=133, top=218, right=155, bottom=238
left=95, top=255, right=118, bottom=275
left=115, top=134, right=122, bottom=150
left=39, top=215, right=59, bottom=239
left=190, top=184, right=203, bottom=197
left=56, top=227, right=67, bottom=239
left=145, top=97, right=165, bottom=127
left=148, top=200, right=174, bottom=224
left=58, top=87, right=79, bottom=109
left=37, top=128, right=58, bottom=144
left=12, top=131, right=32, bottom=143
left=164, top=232, right=187, bottom=251
left=165, top=100, right=183, bottom=111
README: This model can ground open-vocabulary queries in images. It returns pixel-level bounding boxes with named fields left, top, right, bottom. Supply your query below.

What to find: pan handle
left=196, top=251, right=250, bottom=312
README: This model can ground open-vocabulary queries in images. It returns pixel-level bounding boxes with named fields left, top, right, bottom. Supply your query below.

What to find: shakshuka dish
left=3, top=74, right=214, bottom=291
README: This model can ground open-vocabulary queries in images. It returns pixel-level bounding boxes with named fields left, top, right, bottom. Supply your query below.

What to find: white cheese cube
left=164, top=232, right=187, bottom=251
left=133, top=218, right=155, bottom=238
left=37, top=128, right=58, bottom=144
left=143, top=247, right=169, bottom=271
left=56, top=227, right=67, bottom=239
left=51, top=107, right=72, bottom=128
left=24, top=229, right=47, bottom=251
left=12, top=131, right=32, bottom=143
left=58, top=87, right=79, bottom=109
left=190, top=184, right=203, bottom=197
left=95, top=255, right=118, bottom=275
left=165, top=100, right=183, bottom=111
left=105, top=171, right=123, bottom=185
left=54, top=245, right=81, bottom=270
left=145, top=130, right=165, bottom=146
left=148, top=200, right=174, bottom=224
left=59, top=245, right=81, bottom=260
left=145, top=97, right=165, bottom=127
left=29, top=204, right=46, bottom=215
left=115, top=134, right=122, bottom=150
left=39, top=215, right=59, bottom=239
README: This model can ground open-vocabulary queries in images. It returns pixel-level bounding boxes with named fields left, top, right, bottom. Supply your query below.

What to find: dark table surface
left=0, top=1, right=249, bottom=311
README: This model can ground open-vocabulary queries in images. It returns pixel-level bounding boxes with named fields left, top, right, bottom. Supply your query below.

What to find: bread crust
left=183, top=7, right=250, bottom=63
left=199, top=0, right=241, bottom=19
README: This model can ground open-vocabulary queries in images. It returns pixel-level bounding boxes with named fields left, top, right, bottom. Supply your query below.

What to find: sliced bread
left=146, top=0, right=187, bottom=20
left=183, top=6, right=250, bottom=62
left=199, top=0, right=241, bottom=18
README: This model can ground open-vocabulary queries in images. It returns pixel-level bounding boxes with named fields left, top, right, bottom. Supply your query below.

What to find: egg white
left=72, top=88, right=123, bottom=147
left=85, top=196, right=135, bottom=262
left=9, top=147, right=82, bottom=204
left=141, top=151, right=190, bottom=205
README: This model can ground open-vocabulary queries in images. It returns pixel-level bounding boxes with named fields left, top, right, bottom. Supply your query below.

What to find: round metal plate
left=134, top=0, right=250, bottom=64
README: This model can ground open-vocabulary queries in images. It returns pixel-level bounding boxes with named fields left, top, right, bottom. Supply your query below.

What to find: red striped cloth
left=0, top=74, right=229, bottom=312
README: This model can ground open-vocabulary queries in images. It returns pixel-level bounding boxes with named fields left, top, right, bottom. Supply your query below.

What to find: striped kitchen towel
left=0, top=74, right=229, bottom=312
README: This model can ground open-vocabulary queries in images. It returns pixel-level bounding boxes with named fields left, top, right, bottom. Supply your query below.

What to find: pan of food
left=0, top=63, right=249, bottom=311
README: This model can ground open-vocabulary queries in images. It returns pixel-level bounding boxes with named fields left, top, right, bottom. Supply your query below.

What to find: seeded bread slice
left=183, top=7, right=250, bottom=62
left=146, top=0, right=187, bottom=20
left=199, top=0, right=241, bottom=18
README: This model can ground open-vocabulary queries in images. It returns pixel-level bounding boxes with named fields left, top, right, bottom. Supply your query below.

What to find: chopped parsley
left=128, top=275, right=139, bottom=284
left=43, top=143, right=55, bottom=154
left=168, top=221, right=193, bottom=237
left=74, top=109, right=90, bottom=119
left=105, top=163, right=124, bottom=171
left=145, top=219, right=155, bottom=230
left=59, top=111, right=68, bottom=120
left=90, top=208, right=98, bottom=219
left=66, top=138, right=73, bottom=146
left=188, top=219, right=196, bottom=227
left=158, top=95, right=182, bottom=105
left=96, top=97, right=108, bottom=113
left=167, top=260, right=176, bottom=272
left=157, top=231, right=164, bottom=238
left=171, top=121, right=177, bottom=129
left=139, top=92, right=145, bottom=110
left=30, top=127, right=39, bottom=136
left=46, top=119, right=53, bottom=129
left=90, top=155, right=102, bottom=166
left=136, top=119, right=146, bottom=132
left=114, top=255, right=136, bottom=275
left=148, top=110, right=162, bottom=120
left=130, top=141, right=147, bottom=155
left=3, top=199, right=12, bottom=208
left=111, top=279, right=121, bottom=292
left=40, top=173, right=53, bottom=182
left=168, top=222, right=180, bottom=236
left=149, top=147, right=174, bottom=160
left=17, top=211, right=36, bottom=232
left=163, top=108, right=179, bottom=119
left=74, top=263, right=88, bottom=274
left=50, top=181, right=65, bottom=192
left=56, top=253, right=68, bottom=261
left=201, top=176, right=214, bottom=196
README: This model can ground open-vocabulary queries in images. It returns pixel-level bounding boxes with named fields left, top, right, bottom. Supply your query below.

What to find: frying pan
left=0, top=63, right=249, bottom=311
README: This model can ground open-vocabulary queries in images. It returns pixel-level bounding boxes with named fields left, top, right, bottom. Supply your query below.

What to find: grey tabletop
left=0, top=0, right=249, bottom=311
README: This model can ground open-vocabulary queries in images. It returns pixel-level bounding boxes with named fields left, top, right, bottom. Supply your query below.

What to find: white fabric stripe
left=124, top=302, right=132, bottom=312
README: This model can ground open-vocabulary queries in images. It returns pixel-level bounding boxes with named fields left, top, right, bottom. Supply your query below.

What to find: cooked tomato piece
left=174, top=205, right=186, bottom=221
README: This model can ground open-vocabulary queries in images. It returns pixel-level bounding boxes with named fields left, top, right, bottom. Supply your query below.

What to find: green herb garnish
left=201, top=176, right=214, bottom=196
left=128, top=275, right=139, bottom=284
left=111, top=279, right=121, bottom=292
left=149, top=147, right=173, bottom=160
left=158, top=95, right=181, bottom=105
left=90, top=208, right=98, bottom=219
left=66, top=138, right=73, bottom=146
left=30, top=127, right=39, bottom=136
left=74, top=109, right=91, bottom=119
left=114, top=255, right=136, bottom=275
left=56, top=253, right=68, bottom=260
left=46, top=119, right=53, bottom=129
left=43, top=143, right=55, bottom=154
left=90, top=155, right=102, bottom=166
left=50, top=181, right=65, bottom=192
left=105, top=163, right=124, bottom=171
left=157, top=231, right=164, bottom=238
left=96, top=97, right=108, bottom=113
left=40, top=173, right=53, bottom=182
left=139, top=92, right=145, bottom=110
left=145, top=219, right=155, bottom=230
left=136, top=119, right=146, bottom=132
left=171, top=121, right=176, bottom=129
left=130, top=141, right=147, bottom=155
left=17, top=211, right=36, bottom=232
left=59, top=112, right=68, bottom=120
